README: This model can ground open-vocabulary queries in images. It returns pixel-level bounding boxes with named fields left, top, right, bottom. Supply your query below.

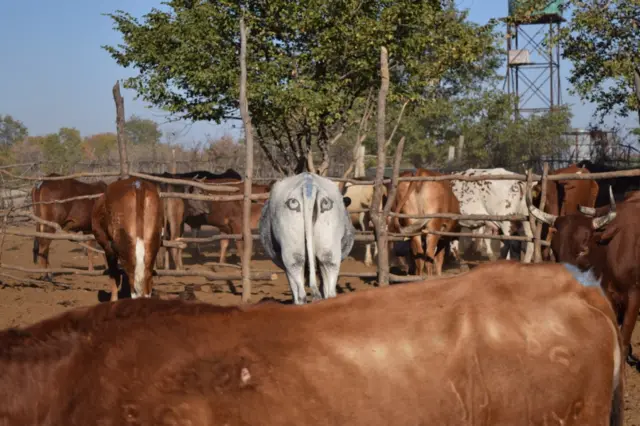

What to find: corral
left=1, top=6, right=639, bottom=423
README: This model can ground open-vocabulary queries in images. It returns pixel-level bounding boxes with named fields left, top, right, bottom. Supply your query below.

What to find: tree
left=83, top=132, right=118, bottom=160
left=124, top=115, right=162, bottom=145
left=555, top=0, right=639, bottom=121
left=0, top=115, right=28, bottom=148
left=36, top=128, right=84, bottom=174
left=104, top=1, right=500, bottom=175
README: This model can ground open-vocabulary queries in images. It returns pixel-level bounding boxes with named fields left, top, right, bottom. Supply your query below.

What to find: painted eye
left=320, top=197, right=333, bottom=213
left=285, top=198, right=301, bottom=212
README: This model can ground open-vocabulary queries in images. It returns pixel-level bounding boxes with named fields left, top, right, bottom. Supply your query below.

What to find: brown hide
left=549, top=196, right=640, bottom=363
left=389, top=169, right=460, bottom=277
left=538, top=164, right=599, bottom=260
left=91, top=177, right=164, bottom=301
left=0, top=261, right=621, bottom=426
left=162, top=178, right=270, bottom=268
left=31, top=175, right=107, bottom=279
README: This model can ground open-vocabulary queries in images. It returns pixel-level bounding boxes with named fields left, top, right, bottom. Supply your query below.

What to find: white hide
left=450, top=168, right=534, bottom=263
left=260, top=173, right=356, bottom=305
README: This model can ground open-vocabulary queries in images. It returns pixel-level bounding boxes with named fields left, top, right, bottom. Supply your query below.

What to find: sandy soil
left=1, top=224, right=639, bottom=423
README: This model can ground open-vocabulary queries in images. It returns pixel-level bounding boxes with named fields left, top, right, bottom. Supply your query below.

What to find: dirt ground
left=1, top=224, right=640, bottom=423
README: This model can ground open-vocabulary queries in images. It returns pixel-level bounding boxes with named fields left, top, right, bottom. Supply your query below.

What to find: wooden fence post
left=112, top=81, right=129, bottom=178
left=239, top=17, right=254, bottom=303
left=533, top=162, right=549, bottom=263
left=369, top=46, right=391, bottom=287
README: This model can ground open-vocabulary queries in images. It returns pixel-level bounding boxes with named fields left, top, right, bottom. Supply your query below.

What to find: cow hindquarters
left=621, top=287, right=640, bottom=365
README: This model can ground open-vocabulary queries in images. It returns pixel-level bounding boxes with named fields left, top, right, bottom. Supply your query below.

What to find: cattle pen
left=1, top=42, right=640, bottom=301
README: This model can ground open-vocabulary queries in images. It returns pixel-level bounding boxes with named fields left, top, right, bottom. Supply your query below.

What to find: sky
left=0, top=0, right=637, bottom=145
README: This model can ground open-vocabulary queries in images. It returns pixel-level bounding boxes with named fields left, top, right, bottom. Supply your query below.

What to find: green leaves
left=0, top=115, right=28, bottom=148
left=124, top=115, right=162, bottom=145
left=554, top=0, right=640, bottom=120
left=104, top=0, right=499, bottom=174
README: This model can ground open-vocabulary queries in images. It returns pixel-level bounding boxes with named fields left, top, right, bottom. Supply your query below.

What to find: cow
left=260, top=172, right=355, bottom=305
left=0, top=261, right=622, bottom=425
left=31, top=174, right=107, bottom=281
left=450, top=168, right=534, bottom=263
left=151, top=169, right=243, bottom=270
left=91, top=177, right=164, bottom=301
left=577, top=160, right=640, bottom=207
left=386, top=169, right=461, bottom=277
left=532, top=163, right=599, bottom=260
left=336, top=179, right=386, bottom=266
left=526, top=186, right=640, bottom=368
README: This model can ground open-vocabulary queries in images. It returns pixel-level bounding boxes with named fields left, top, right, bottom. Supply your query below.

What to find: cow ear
left=342, top=197, right=352, bottom=208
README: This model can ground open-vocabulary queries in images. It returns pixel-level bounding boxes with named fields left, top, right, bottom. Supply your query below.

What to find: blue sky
left=0, top=0, right=636, bottom=145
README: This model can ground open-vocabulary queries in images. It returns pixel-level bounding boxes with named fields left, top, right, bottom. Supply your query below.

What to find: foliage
left=125, top=115, right=162, bottom=145
left=104, top=0, right=500, bottom=175
left=374, top=90, right=572, bottom=171
left=29, top=128, right=84, bottom=174
left=83, top=133, right=118, bottom=160
left=0, top=115, right=28, bottom=148
left=555, top=0, right=640, bottom=120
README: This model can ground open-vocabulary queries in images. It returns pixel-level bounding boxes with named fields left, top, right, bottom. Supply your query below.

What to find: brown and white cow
left=91, top=177, right=164, bottom=301
left=532, top=163, right=599, bottom=260
left=0, top=261, right=622, bottom=425
left=387, top=169, right=460, bottom=277
left=31, top=174, right=107, bottom=281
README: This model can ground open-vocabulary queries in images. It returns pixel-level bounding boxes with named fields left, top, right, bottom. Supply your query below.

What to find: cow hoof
left=627, top=352, right=640, bottom=367
left=364, top=261, right=372, bottom=267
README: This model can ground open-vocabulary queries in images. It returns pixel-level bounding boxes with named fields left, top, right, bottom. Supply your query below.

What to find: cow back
left=0, top=261, right=620, bottom=425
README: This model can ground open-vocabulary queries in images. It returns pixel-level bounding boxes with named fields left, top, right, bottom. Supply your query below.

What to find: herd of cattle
left=1, top=160, right=639, bottom=422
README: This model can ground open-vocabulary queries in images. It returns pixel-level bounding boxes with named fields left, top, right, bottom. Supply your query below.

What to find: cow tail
left=610, top=374, right=623, bottom=426
left=133, top=180, right=146, bottom=296
left=32, top=186, right=41, bottom=264
left=301, top=176, right=317, bottom=295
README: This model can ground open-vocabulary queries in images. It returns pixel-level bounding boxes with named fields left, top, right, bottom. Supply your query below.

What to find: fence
left=2, top=42, right=639, bottom=301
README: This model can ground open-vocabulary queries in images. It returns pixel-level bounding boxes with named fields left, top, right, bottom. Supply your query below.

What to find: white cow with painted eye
left=260, top=173, right=356, bottom=305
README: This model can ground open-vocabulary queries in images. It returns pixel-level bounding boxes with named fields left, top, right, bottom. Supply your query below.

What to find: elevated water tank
left=508, top=0, right=564, bottom=18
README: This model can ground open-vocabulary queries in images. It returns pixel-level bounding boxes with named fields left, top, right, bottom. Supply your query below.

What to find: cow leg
left=36, top=232, right=54, bottom=282
left=192, top=228, right=202, bottom=259
left=621, top=287, right=640, bottom=365
left=433, top=245, right=445, bottom=276
left=219, top=238, right=229, bottom=264
left=282, top=254, right=307, bottom=305
left=86, top=240, right=96, bottom=272
left=521, top=220, right=534, bottom=263
left=360, top=213, right=373, bottom=267
left=319, top=251, right=341, bottom=299
left=410, top=236, right=425, bottom=277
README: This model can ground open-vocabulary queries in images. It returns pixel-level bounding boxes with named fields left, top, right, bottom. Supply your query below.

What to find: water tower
left=505, top=0, right=566, bottom=119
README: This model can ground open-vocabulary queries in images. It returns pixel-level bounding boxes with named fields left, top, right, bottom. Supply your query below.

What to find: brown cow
left=387, top=169, right=460, bottom=277
left=185, top=180, right=271, bottom=264
left=91, top=177, right=164, bottom=301
left=156, top=170, right=272, bottom=269
left=31, top=174, right=107, bottom=281
left=526, top=187, right=640, bottom=369
left=0, top=261, right=622, bottom=425
left=532, top=163, right=599, bottom=260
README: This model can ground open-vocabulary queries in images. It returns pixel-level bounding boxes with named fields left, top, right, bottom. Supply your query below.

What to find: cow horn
left=579, top=186, right=616, bottom=217
left=578, top=205, right=597, bottom=216
left=592, top=211, right=616, bottom=230
left=526, top=185, right=557, bottom=225
left=591, top=187, right=617, bottom=229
